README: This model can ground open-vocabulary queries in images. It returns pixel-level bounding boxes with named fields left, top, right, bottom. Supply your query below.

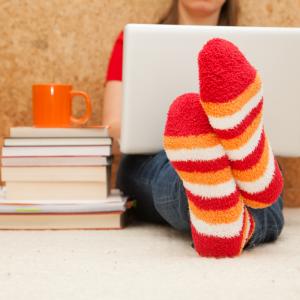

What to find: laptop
left=121, top=24, right=300, bottom=156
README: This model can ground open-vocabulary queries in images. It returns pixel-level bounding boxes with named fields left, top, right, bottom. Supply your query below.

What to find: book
left=0, top=211, right=125, bottom=230
left=0, top=191, right=127, bottom=213
left=1, top=156, right=111, bottom=167
left=10, top=126, right=109, bottom=138
left=2, top=145, right=112, bottom=157
left=0, top=200, right=127, bottom=213
left=0, top=188, right=123, bottom=205
left=1, top=166, right=109, bottom=182
left=4, top=137, right=112, bottom=146
left=5, top=181, right=109, bottom=201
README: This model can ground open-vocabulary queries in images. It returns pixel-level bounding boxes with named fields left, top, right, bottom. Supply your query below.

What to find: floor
left=0, top=208, right=299, bottom=300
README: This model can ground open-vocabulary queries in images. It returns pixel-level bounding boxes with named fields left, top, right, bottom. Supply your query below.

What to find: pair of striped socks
left=163, top=38, right=283, bottom=258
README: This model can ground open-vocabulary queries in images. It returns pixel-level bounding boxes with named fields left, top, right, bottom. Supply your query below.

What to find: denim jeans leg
left=244, top=193, right=284, bottom=249
left=116, top=150, right=190, bottom=230
left=151, top=151, right=191, bottom=232
left=116, top=152, right=167, bottom=223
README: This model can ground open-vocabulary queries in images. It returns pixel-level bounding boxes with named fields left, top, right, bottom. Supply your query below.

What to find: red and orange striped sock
left=163, top=93, right=255, bottom=258
left=198, top=38, right=283, bottom=209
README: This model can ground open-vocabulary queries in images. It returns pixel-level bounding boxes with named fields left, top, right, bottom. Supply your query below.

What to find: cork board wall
left=0, top=0, right=171, bottom=134
left=1, top=0, right=300, bottom=206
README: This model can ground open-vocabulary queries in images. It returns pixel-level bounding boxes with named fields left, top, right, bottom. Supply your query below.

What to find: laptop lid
left=121, top=24, right=300, bottom=156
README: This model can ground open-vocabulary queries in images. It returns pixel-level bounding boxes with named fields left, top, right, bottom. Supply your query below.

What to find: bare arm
left=102, top=81, right=122, bottom=156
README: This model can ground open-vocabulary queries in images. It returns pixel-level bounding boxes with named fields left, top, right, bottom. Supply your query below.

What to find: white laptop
left=121, top=24, right=300, bottom=156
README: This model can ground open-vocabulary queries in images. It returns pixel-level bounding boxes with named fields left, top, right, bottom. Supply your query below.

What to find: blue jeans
left=116, top=150, right=284, bottom=249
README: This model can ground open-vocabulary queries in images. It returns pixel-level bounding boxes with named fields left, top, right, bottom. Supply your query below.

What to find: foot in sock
left=198, top=38, right=283, bottom=209
left=163, top=93, right=255, bottom=258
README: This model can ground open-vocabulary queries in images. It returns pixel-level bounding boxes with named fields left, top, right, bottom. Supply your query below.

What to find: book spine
left=2, top=146, right=112, bottom=157
left=1, top=166, right=108, bottom=182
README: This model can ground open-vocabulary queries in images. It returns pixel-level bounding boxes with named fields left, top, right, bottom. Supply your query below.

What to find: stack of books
left=0, top=126, right=128, bottom=230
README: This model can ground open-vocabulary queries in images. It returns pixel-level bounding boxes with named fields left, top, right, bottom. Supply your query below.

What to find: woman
left=102, top=0, right=284, bottom=258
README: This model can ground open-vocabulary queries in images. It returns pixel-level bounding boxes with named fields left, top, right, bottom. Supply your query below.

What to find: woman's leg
left=151, top=151, right=285, bottom=249
left=150, top=150, right=285, bottom=248
left=116, top=151, right=190, bottom=230
left=198, top=38, right=284, bottom=209
left=150, top=151, right=285, bottom=249
left=116, top=153, right=167, bottom=224
left=164, top=93, right=256, bottom=258
left=116, top=149, right=284, bottom=250
left=150, top=151, right=191, bottom=232
left=197, top=39, right=285, bottom=247
left=245, top=193, right=284, bottom=249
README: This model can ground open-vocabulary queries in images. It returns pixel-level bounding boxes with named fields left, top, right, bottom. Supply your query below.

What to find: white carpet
left=0, top=208, right=299, bottom=300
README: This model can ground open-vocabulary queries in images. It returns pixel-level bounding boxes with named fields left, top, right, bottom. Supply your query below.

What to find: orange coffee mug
left=32, top=83, right=92, bottom=127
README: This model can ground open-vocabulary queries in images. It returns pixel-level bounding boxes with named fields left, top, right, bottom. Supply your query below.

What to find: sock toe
left=198, top=38, right=256, bottom=103
left=164, top=93, right=211, bottom=137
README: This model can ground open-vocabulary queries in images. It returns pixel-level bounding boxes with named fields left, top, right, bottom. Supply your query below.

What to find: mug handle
left=70, top=90, right=92, bottom=125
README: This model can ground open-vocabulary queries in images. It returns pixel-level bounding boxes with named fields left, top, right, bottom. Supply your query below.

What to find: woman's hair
left=159, top=0, right=238, bottom=26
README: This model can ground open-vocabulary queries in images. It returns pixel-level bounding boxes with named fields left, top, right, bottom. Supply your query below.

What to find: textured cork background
left=1, top=0, right=300, bottom=206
